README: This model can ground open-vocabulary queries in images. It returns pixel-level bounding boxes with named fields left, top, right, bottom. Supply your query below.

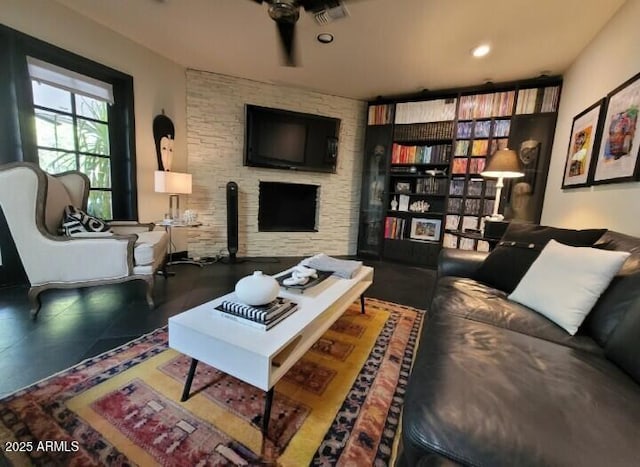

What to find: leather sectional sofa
left=398, top=230, right=640, bottom=466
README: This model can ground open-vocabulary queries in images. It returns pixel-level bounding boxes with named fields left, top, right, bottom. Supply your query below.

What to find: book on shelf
left=457, top=121, right=473, bottom=138
left=459, top=238, right=476, bottom=251
left=462, top=215, right=479, bottom=232
left=443, top=233, right=459, bottom=249
left=485, top=179, right=498, bottom=197
left=449, top=179, right=465, bottom=196
left=445, top=215, right=460, bottom=230
left=415, top=177, right=445, bottom=195
left=471, top=140, right=488, bottom=156
left=217, top=297, right=297, bottom=324
left=394, top=98, right=457, bottom=124
left=368, top=104, right=394, bottom=125
left=458, top=91, right=515, bottom=120
left=490, top=138, right=509, bottom=155
left=384, top=216, right=406, bottom=239
left=464, top=198, right=481, bottom=215
left=515, top=88, right=538, bottom=114
left=447, top=197, right=463, bottom=213
left=393, top=121, right=455, bottom=142
left=483, top=200, right=495, bottom=216
left=213, top=304, right=298, bottom=331
left=452, top=158, right=469, bottom=174
left=493, top=119, right=511, bottom=137
left=466, top=179, right=484, bottom=197
left=468, top=158, right=486, bottom=174
left=474, top=120, right=492, bottom=137
left=541, top=85, right=560, bottom=113
left=454, top=140, right=469, bottom=156
left=392, top=143, right=452, bottom=165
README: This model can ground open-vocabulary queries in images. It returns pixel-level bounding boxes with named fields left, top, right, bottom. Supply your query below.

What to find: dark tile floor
left=0, top=257, right=436, bottom=397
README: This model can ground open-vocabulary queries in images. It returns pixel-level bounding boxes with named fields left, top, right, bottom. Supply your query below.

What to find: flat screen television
left=244, top=104, right=340, bottom=173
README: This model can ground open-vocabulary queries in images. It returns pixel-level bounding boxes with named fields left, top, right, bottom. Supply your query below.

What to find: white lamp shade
left=481, top=149, right=525, bottom=178
left=154, top=171, right=192, bottom=194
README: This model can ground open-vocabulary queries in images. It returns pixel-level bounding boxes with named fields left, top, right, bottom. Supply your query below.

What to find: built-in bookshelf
left=357, top=78, right=562, bottom=266
left=444, top=112, right=511, bottom=251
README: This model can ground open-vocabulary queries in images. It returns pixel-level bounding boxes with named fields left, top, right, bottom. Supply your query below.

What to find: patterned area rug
left=0, top=298, right=423, bottom=466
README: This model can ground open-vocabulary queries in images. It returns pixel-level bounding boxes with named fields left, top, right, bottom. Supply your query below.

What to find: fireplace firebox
left=258, top=182, right=319, bottom=232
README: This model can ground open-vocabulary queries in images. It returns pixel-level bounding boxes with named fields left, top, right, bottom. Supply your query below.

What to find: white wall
left=541, top=0, right=640, bottom=236
left=0, top=0, right=188, bottom=245
left=186, top=70, right=366, bottom=258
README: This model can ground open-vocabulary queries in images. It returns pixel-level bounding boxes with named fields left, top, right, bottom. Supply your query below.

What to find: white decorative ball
left=235, top=271, right=280, bottom=306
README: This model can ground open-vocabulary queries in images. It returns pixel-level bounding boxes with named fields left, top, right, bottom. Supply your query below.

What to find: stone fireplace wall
left=186, top=70, right=367, bottom=258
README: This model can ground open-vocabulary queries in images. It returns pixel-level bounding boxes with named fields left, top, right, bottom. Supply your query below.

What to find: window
left=0, top=24, right=138, bottom=221
left=29, top=58, right=115, bottom=219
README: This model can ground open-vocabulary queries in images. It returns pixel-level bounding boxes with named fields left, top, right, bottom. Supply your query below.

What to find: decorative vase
left=235, top=271, right=280, bottom=306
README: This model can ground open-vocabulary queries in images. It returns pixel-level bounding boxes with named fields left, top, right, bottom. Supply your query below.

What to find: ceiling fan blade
left=276, top=20, right=298, bottom=67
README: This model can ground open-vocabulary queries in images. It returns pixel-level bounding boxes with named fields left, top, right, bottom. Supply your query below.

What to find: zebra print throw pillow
left=61, top=205, right=111, bottom=236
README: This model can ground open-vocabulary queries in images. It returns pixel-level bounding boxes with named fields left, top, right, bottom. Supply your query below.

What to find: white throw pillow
left=508, top=239, right=630, bottom=335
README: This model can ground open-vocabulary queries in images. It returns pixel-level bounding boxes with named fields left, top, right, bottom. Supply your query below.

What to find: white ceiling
left=55, top=0, right=626, bottom=101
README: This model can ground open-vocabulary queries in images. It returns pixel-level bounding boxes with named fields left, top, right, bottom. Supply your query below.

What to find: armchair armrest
left=24, top=234, right=139, bottom=285
left=437, top=248, right=489, bottom=280
left=110, top=221, right=155, bottom=235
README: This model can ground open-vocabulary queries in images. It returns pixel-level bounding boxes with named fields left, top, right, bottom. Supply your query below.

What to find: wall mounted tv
left=244, top=104, right=340, bottom=174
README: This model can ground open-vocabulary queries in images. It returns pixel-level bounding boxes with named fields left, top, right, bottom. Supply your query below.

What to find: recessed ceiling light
left=317, top=33, right=334, bottom=44
left=471, top=44, right=491, bottom=58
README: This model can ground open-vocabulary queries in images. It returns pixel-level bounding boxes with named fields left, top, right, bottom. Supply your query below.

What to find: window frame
left=0, top=23, right=138, bottom=220
left=32, top=80, right=115, bottom=219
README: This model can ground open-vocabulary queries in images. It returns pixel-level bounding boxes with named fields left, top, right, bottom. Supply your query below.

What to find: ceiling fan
left=250, top=0, right=353, bottom=66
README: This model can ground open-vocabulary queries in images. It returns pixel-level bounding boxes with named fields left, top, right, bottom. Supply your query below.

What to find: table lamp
left=480, top=149, right=524, bottom=221
left=154, top=170, right=192, bottom=220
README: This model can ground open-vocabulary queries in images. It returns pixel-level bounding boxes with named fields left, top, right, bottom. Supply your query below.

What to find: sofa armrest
left=110, top=221, right=155, bottom=234
left=437, top=248, right=489, bottom=280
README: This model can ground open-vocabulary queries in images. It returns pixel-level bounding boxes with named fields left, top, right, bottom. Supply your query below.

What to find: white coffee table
left=168, top=265, right=374, bottom=436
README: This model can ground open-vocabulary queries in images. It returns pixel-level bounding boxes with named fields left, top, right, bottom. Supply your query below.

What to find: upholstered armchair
left=0, top=162, right=169, bottom=317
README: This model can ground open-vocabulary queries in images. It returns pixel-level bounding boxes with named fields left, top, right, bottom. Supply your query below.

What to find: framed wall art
left=410, top=218, right=441, bottom=241
left=395, top=181, right=411, bottom=193
left=561, top=99, right=605, bottom=189
left=592, top=72, right=640, bottom=185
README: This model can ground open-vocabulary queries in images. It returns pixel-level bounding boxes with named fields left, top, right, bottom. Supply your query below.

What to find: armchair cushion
left=61, top=205, right=110, bottom=235
left=133, top=230, right=169, bottom=271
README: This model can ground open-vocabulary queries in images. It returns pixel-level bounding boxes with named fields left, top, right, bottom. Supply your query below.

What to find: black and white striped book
left=213, top=302, right=298, bottom=330
left=217, top=297, right=297, bottom=324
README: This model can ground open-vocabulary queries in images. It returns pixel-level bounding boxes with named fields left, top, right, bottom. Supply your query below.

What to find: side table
left=157, top=220, right=203, bottom=267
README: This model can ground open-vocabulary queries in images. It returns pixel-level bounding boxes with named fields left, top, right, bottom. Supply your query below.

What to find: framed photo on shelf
left=410, top=218, right=441, bottom=241
left=395, top=181, right=411, bottom=193
left=561, top=99, right=605, bottom=189
left=592, top=72, right=640, bottom=185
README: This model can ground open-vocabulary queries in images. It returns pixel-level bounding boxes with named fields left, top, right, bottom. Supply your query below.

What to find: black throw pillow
left=475, top=223, right=606, bottom=293
left=61, top=205, right=111, bottom=235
